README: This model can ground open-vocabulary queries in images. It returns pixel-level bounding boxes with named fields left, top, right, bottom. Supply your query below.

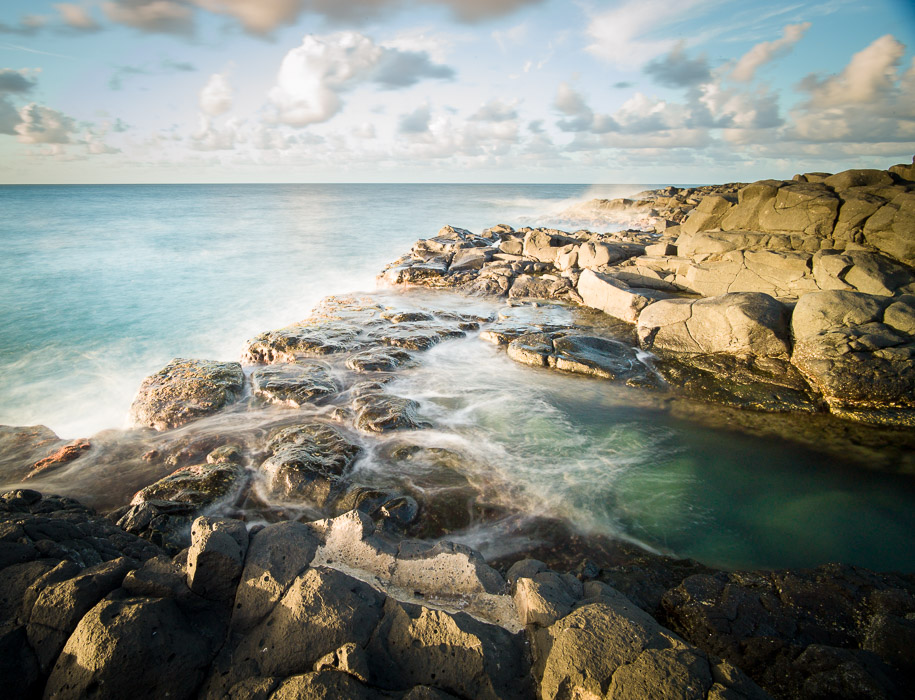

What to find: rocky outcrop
left=12, top=491, right=865, bottom=700
left=130, top=358, right=245, bottom=431
left=791, top=291, right=915, bottom=425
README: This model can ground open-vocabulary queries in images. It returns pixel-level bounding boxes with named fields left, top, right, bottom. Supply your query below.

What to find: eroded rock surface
left=130, top=358, right=245, bottom=431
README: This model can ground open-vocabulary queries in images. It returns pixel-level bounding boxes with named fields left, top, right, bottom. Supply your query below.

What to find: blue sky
left=1, top=0, right=913, bottom=183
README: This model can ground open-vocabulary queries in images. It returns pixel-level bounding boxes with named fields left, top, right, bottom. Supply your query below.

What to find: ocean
left=2, top=183, right=914, bottom=572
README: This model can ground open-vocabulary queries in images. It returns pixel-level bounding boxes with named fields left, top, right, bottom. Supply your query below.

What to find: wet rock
left=245, top=323, right=363, bottom=362
left=130, top=358, right=245, bottom=431
left=0, top=425, right=63, bottom=482
left=132, top=460, right=247, bottom=508
left=506, top=332, right=658, bottom=384
left=115, top=499, right=200, bottom=552
left=353, top=393, right=431, bottom=432
left=0, top=490, right=162, bottom=568
left=260, top=423, right=361, bottom=505
left=27, top=439, right=90, bottom=478
left=653, top=353, right=822, bottom=413
left=186, top=516, right=248, bottom=602
left=45, top=595, right=219, bottom=700
left=791, top=291, right=915, bottom=425
left=250, top=362, right=340, bottom=406
left=346, top=347, right=416, bottom=372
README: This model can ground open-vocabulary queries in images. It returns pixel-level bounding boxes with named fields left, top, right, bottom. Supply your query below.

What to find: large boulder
left=45, top=596, right=218, bottom=700
left=130, top=358, right=245, bottom=430
left=185, top=516, right=249, bottom=602
left=790, top=291, right=915, bottom=425
left=637, top=292, right=792, bottom=359
left=533, top=581, right=768, bottom=700
left=522, top=230, right=578, bottom=263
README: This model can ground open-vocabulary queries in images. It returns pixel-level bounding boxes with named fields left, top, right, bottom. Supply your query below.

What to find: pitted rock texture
left=130, top=358, right=245, bottom=431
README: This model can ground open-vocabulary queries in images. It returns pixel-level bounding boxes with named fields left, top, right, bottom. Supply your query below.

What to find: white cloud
left=15, top=103, right=77, bottom=144
left=797, top=34, right=905, bottom=108
left=103, top=1, right=193, bottom=36
left=200, top=72, right=233, bottom=116
left=730, top=22, right=811, bottom=82
left=585, top=0, right=716, bottom=69
left=54, top=3, right=102, bottom=31
left=269, top=32, right=453, bottom=127
left=471, top=98, right=518, bottom=122
left=190, top=115, right=241, bottom=150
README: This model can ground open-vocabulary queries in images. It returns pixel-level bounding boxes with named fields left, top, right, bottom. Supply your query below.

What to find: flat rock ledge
left=4, top=490, right=915, bottom=699
left=378, top=160, right=915, bottom=428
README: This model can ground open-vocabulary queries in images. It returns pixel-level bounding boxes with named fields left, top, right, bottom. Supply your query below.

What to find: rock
left=645, top=242, right=677, bottom=256
left=577, top=269, right=671, bottom=323
left=661, top=565, right=915, bottom=699
left=270, top=670, right=380, bottom=700
left=368, top=597, right=529, bottom=699
left=313, top=641, right=370, bottom=683
left=45, top=596, right=218, bottom=700
left=218, top=566, right=384, bottom=683
left=534, top=583, right=763, bottom=700
left=577, top=241, right=644, bottom=268
left=27, top=439, right=90, bottom=478
left=130, top=358, right=245, bottom=430
left=260, top=423, right=361, bottom=504
left=345, top=347, right=416, bottom=372
left=506, top=332, right=554, bottom=368
left=186, top=516, right=248, bottom=602
left=250, top=363, right=340, bottom=407
left=513, top=572, right=577, bottom=627
left=811, top=249, right=915, bottom=296
left=550, top=335, right=652, bottom=381
left=353, top=394, right=431, bottom=432
left=0, top=426, right=63, bottom=482
left=889, top=157, right=915, bottom=182
left=27, top=557, right=136, bottom=673
left=450, top=247, right=494, bottom=272
left=790, top=291, right=915, bottom=425
left=231, top=520, right=321, bottom=632
left=863, top=191, right=915, bottom=267
left=823, top=169, right=895, bottom=191
left=132, top=460, right=247, bottom=508
left=681, top=194, right=735, bottom=235
left=523, top=229, right=578, bottom=263
left=638, top=292, right=791, bottom=359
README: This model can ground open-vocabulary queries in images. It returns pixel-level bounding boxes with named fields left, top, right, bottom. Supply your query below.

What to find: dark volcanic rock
left=259, top=423, right=361, bottom=505
left=353, top=393, right=431, bottom=432
left=132, top=460, right=247, bottom=508
left=130, top=358, right=245, bottom=431
left=250, top=362, right=340, bottom=407
left=660, top=565, right=915, bottom=699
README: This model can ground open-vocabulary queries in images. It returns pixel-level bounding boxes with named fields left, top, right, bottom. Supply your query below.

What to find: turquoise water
left=1, top=183, right=914, bottom=572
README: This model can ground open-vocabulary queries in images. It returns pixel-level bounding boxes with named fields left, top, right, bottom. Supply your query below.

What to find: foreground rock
left=6, top=490, right=915, bottom=699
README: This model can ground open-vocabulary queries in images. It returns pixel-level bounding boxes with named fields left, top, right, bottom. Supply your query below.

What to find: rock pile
left=2, top=490, right=913, bottom=699
left=379, top=161, right=915, bottom=427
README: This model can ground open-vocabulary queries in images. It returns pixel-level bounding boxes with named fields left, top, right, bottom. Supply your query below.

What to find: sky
left=0, top=0, right=914, bottom=184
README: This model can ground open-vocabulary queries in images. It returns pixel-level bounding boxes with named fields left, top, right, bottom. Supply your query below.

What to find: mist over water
left=2, top=182, right=915, bottom=573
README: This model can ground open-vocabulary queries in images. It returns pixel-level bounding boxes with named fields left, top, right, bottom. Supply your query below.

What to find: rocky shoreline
left=2, top=160, right=915, bottom=698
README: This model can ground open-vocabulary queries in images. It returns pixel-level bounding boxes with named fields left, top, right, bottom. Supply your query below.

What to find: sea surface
left=2, top=183, right=914, bottom=572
